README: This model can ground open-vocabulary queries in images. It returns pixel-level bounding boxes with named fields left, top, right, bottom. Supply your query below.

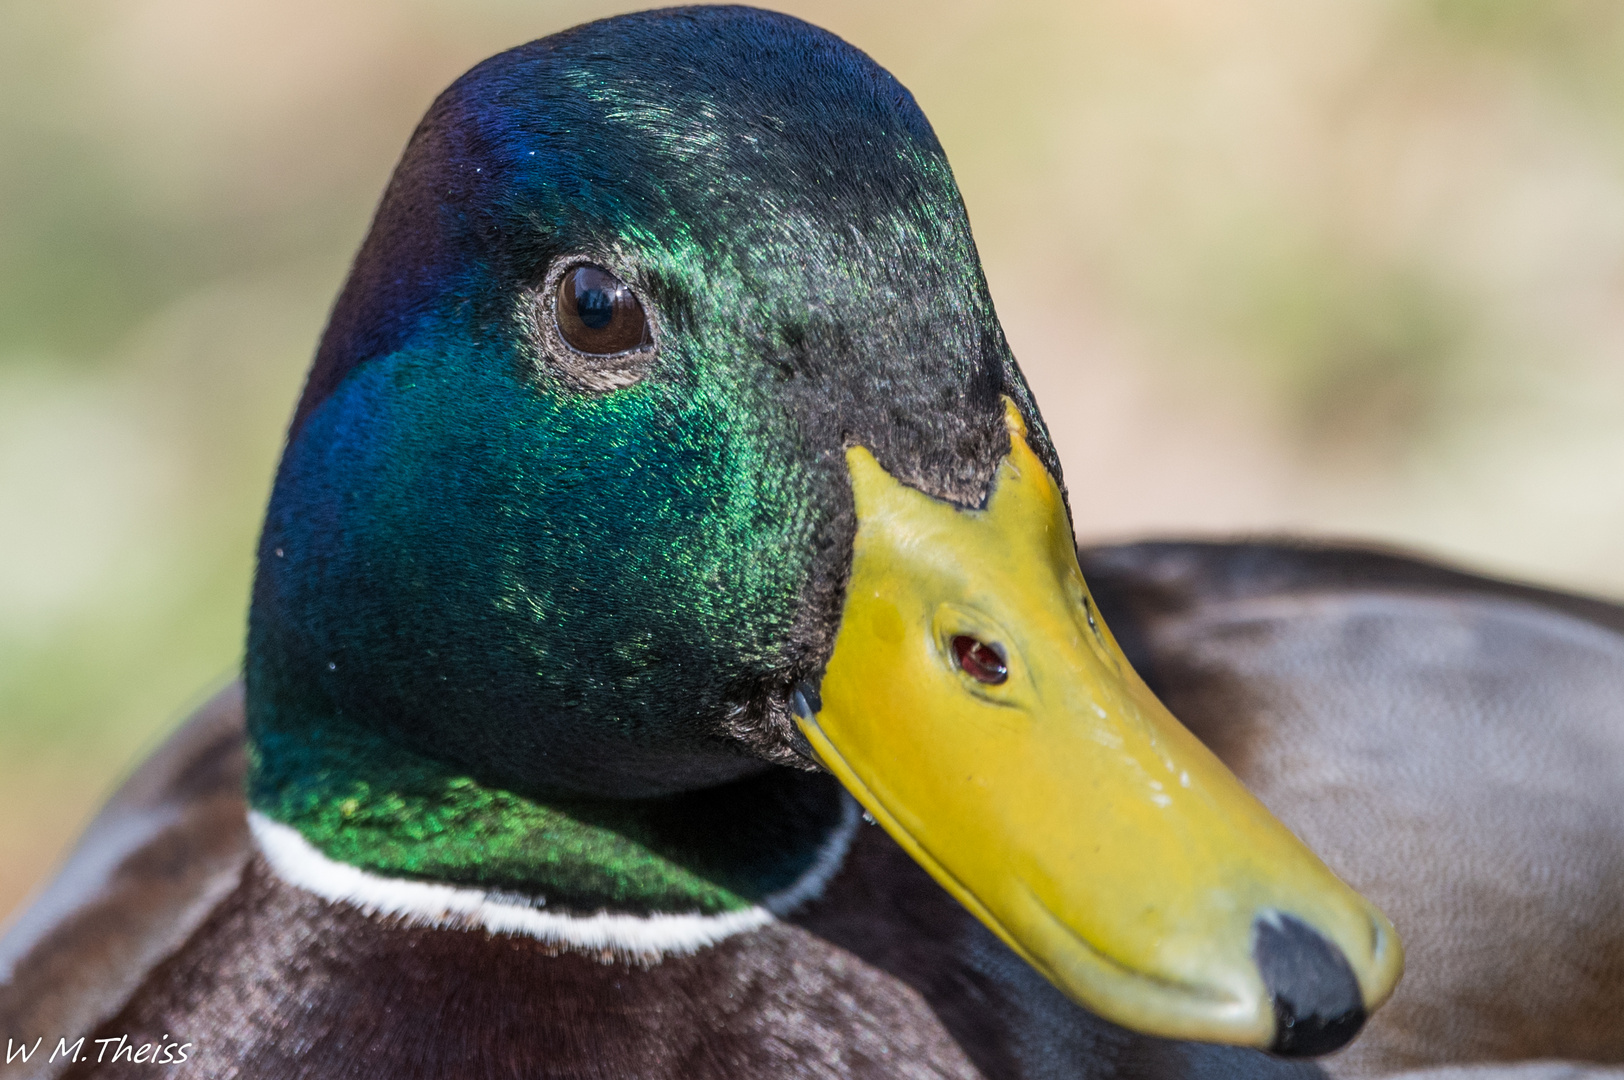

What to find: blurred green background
left=4, top=0, right=1624, bottom=924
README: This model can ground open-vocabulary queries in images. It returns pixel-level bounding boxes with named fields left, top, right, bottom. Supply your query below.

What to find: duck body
left=3, top=5, right=1622, bottom=1078
left=7, top=542, right=1624, bottom=1079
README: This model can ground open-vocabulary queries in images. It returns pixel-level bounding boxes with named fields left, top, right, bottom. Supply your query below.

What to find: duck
left=1, top=6, right=1621, bottom=1079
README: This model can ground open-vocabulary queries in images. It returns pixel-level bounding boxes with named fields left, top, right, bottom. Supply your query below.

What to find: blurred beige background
left=3, top=0, right=1623, bottom=925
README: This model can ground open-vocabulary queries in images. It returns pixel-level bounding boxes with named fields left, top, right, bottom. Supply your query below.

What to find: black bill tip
left=1254, top=911, right=1366, bottom=1057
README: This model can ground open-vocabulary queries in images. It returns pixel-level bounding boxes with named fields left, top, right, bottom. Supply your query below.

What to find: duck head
left=248, top=5, right=1401, bottom=1054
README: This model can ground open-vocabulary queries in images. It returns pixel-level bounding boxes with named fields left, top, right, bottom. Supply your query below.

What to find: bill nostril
left=1254, top=912, right=1366, bottom=1057
left=951, top=635, right=1008, bottom=684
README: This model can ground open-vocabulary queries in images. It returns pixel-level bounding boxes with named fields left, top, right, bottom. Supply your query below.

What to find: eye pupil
left=576, top=287, right=614, bottom=329
left=555, top=264, right=650, bottom=354
left=952, top=635, right=1008, bottom=685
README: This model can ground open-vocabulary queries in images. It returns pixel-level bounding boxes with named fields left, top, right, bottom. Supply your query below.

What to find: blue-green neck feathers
left=249, top=683, right=848, bottom=914
left=249, top=336, right=834, bottom=906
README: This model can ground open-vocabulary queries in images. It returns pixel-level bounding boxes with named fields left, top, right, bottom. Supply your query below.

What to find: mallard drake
left=2, top=6, right=1620, bottom=1079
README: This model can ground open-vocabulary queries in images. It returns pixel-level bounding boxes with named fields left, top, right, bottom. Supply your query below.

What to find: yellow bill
left=796, top=398, right=1402, bottom=1054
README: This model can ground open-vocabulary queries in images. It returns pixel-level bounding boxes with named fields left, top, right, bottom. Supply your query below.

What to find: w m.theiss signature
left=6, top=1034, right=195, bottom=1067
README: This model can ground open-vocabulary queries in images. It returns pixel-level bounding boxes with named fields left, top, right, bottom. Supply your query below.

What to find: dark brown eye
left=952, top=635, right=1008, bottom=685
left=555, top=264, right=649, bottom=355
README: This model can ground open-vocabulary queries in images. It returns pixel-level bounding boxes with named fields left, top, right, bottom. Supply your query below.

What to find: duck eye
left=555, top=264, right=649, bottom=355
left=951, top=635, right=1008, bottom=685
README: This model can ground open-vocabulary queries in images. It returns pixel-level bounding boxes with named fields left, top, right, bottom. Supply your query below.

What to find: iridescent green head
left=248, top=10, right=1402, bottom=1052
left=248, top=6, right=1055, bottom=799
